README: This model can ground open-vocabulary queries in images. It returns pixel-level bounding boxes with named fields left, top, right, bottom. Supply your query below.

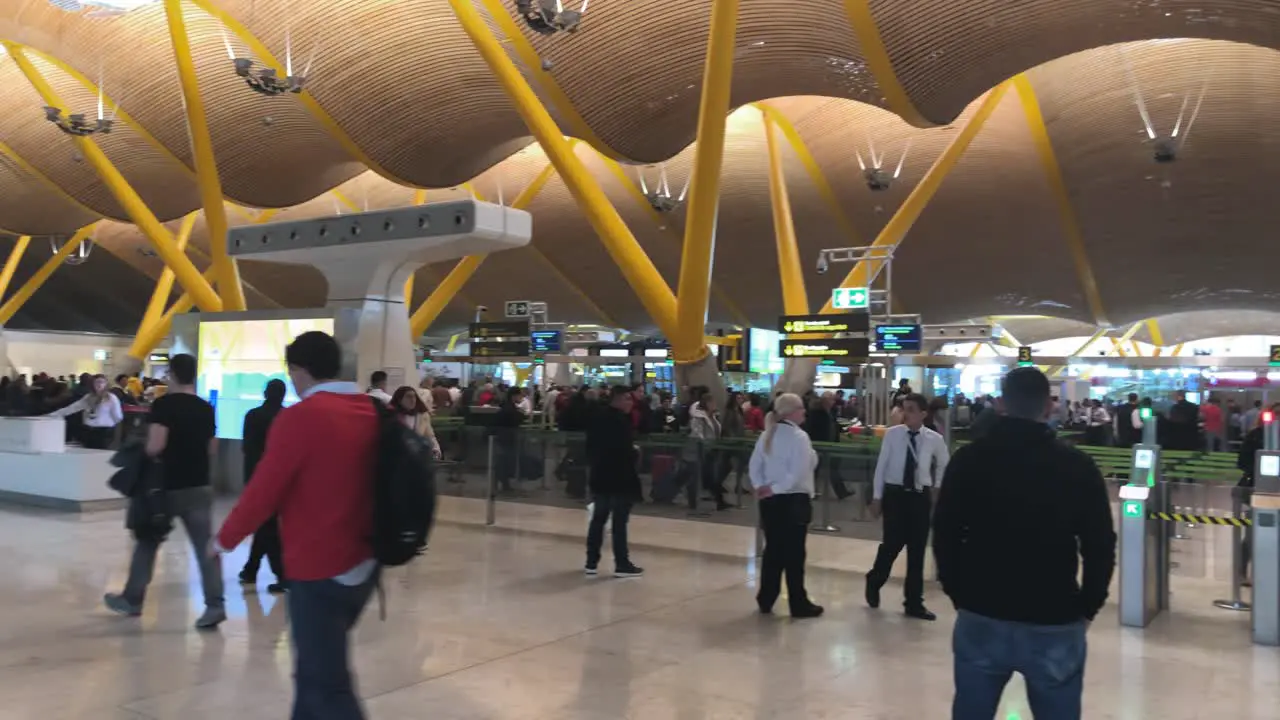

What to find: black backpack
left=369, top=398, right=437, bottom=566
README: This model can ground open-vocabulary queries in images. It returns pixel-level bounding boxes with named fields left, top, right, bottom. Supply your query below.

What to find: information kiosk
left=1119, top=413, right=1170, bottom=628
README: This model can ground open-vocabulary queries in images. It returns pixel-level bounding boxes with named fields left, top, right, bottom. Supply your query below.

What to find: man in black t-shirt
left=104, top=354, right=225, bottom=630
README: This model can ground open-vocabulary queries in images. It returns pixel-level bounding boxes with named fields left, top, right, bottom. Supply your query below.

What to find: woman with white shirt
left=390, top=386, right=441, bottom=458
left=47, top=374, right=122, bottom=449
left=749, top=392, right=823, bottom=618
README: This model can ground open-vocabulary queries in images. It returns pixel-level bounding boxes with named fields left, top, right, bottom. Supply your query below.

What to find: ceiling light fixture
left=43, top=74, right=116, bottom=136
left=515, top=0, right=588, bottom=35
left=854, top=137, right=911, bottom=191
left=51, top=234, right=94, bottom=266
left=222, top=26, right=312, bottom=96
left=636, top=163, right=688, bottom=214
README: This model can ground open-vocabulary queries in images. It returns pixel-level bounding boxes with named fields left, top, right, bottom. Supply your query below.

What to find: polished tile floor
left=0, top=499, right=1276, bottom=719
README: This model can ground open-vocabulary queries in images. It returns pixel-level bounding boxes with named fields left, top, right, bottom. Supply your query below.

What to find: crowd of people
left=14, top=344, right=1256, bottom=719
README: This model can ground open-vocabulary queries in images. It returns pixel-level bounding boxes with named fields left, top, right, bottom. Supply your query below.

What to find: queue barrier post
left=486, top=434, right=497, bottom=526
left=810, top=451, right=840, bottom=534
left=1213, top=488, right=1252, bottom=612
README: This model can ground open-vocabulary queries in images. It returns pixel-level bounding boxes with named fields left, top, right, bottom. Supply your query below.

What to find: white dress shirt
left=368, top=387, right=393, bottom=405
left=749, top=421, right=818, bottom=497
left=50, top=393, right=123, bottom=428
left=873, top=423, right=950, bottom=500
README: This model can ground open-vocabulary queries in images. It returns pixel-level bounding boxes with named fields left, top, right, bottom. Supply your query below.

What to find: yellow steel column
left=409, top=256, right=484, bottom=339
left=448, top=0, right=678, bottom=339
left=762, top=111, right=807, bottom=314
left=821, top=82, right=1010, bottom=313
left=137, top=213, right=198, bottom=335
left=408, top=161, right=560, bottom=337
left=164, top=0, right=245, bottom=310
left=128, top=265, right=217, bottom=360
left=1067, top=328, right=1107, bottom=357
left=1146, top=318, right=1166, bottom=356
left=1014, top=74, right=1109, bottom=327
left=0, top=236, right=31, bottom=302
left=673, top=0, right=741, bottom=362
left=5, top=42, right=222, bottom=312
left=0, top=226, right=95, bottom=325
left=840, top=1, right=932, bottom=127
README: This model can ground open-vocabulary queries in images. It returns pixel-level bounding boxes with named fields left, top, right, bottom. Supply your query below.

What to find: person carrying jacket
left=238, top=379, right=288, bottom=594
left=584, top=385, right=644, bottom=577
left=933, top=366, right=1116, bottom=720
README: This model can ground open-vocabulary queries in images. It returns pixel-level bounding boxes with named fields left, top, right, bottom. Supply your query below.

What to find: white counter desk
left=0, top=418, right=121, bottom=511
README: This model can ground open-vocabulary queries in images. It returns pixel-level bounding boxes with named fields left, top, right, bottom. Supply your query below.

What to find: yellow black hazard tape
left=1149, top=512, right=1251, bottom=527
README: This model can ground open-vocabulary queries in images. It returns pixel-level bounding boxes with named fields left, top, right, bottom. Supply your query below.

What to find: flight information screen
left=196, top=318, right=335, bottom=440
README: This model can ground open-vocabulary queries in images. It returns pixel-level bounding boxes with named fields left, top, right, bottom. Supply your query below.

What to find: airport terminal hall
left=7, top=0, right=1280, bottom=719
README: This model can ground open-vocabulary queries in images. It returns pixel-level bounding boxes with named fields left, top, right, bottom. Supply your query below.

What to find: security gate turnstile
left=1251, top=418, right=1280, bottom=645
left=1119, top=416, right=1170, bottom=628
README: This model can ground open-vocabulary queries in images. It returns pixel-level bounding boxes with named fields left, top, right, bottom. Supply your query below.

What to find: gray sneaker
left=103, top=593, right=142, bottom=617
left=194, top=607, right=227, bottom=630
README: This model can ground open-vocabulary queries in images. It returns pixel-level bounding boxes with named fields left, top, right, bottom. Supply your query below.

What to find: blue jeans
left=288, top=572, right=379, bottom=720
left=952, top=610, right=1087, bottom=720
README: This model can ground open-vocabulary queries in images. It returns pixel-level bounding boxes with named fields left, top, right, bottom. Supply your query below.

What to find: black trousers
left=80, top=426, right=114, bottom=450
left=241, top=516, right=285, bottom=583
left=867, top=486, right=932, bottom=608
left=757, top=493, right=813, bottom=612
left=586, top=493, right=633, bottom=568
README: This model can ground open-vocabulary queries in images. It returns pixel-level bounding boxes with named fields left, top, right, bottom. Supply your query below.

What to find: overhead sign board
left=779, top=338, right=870, bottom=359
left=778, top=313, right=870, bottom=334
left=830, top=286, right=869, bottom=310
left=471, top=340, right=530, bottom=358
left=874, top=324, right=923, bottom=353
left=530, top=330, right=563, bottom=353
left=1270, top=345, right=1280, bottom=367
left=504, top=300, right=531, bottom=318
left=470, top=320, right=531, bottom=339
left=1017, top=346, right=1034, bottom=365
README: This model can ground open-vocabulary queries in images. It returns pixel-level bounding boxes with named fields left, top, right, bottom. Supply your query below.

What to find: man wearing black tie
left=866, top=393, right=950, bottom=620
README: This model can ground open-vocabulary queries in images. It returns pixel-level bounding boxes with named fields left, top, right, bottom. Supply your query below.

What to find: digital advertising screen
left=747, top=329, right=785, bottom=375
left=197, top=317, right=335, bottom=440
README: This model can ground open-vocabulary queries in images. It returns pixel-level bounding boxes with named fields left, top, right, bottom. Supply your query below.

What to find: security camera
left=815, top=252, right=829, bottom=275
left=864, top=168, right=893, bottom=191
left=476, top=305, right=489, bottom=313
left=1152, top=137, right=1177, bottom=163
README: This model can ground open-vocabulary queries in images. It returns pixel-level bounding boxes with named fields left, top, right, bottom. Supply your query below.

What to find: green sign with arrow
left=831, top=287, right=869, bottom=310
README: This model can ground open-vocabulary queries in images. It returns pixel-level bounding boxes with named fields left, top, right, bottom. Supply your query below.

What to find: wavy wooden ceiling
left=0, top=3, right=1277, bottom=338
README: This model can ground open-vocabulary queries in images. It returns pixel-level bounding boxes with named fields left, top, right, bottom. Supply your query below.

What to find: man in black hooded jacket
left=933, top=366, right=1115, bottom=720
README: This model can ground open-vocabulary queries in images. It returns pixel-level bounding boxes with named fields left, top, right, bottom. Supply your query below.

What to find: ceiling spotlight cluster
left=223, top=26, right=313, bottom=97
left=51, top=235, right=94, bottom=266
left=516, top=0, right=587, bottom=35
left=637, top=163, right=688, bottom=214
left=233, top=57, right=305, bottom=96
left=855, top=138, right=910, bottom=192
left=43, top=106, right=113, bottom=136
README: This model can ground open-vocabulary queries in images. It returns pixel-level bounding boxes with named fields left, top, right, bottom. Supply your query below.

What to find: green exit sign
left=831, top=286, right=869, bottom=310
left=1122, top=501, right=1143, bottom=518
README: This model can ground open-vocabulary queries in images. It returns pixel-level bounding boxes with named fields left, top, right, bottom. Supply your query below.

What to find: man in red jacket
left=211, top=331, right=380, bottom=719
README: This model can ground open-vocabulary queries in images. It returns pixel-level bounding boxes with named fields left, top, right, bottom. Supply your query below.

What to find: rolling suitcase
left=649, top=454, right=679, bottom=503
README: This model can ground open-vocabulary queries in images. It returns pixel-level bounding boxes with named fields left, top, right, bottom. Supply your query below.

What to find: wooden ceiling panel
left=895, top=91, right=1093, bottom=324
left=0, top=153, right=99, bottom=235
left=0, top=60, right=128, bottom=219
left=213, top=0, right=530, bottom=186
left=519, top=170, right=651, bottom=330
left=28, top=54, right=200, bottom=221
left=181, top=3, right=367, bottom=206
left=1033, top=40, right=1280, bottom=325
left=874, top=0, right=1280, bottom=126
left=507, top=0, right=882, bottom=163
